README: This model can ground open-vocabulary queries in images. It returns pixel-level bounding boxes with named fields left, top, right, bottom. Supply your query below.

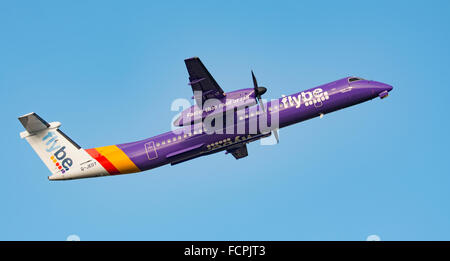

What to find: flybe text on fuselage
left=280, top=88, right=330, bottom=109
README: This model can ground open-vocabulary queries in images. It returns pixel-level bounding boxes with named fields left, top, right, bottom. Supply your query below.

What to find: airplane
left=18, top=57, right=393, bottom=180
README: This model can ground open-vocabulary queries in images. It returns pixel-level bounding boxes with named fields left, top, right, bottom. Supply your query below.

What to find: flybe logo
left=42, top=131, right=72, bottom=174
left=281, top=88, right=330, bottom=109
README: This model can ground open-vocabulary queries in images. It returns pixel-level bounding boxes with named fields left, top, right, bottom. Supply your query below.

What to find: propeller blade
left=273, top=129, right=279, bottom=143
left=258, top=98, right=266, bottom=113
left=251, top=70, right=278, bottom=144
left=251, top=70, right=258, bottom=90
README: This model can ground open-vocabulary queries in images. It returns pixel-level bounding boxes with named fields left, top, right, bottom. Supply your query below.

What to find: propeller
left=252, top=70, right=267, bottom=112
left=251, top=70, right=279, bottom=143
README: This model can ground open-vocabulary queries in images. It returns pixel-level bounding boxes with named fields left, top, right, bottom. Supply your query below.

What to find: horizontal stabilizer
left=18, top=112, right=50, bottom=134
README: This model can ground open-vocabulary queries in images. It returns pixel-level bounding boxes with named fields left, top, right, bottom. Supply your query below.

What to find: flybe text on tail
left=43, top=131, right=73, bottom=173
left=19, top=112, right=111, bottom=180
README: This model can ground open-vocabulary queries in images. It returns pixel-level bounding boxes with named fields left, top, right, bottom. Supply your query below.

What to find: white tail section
left=19, top=112, right=109, bottom=180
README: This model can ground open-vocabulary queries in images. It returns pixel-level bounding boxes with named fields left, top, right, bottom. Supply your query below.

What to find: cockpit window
left=348, top=77, right=364, bottom=82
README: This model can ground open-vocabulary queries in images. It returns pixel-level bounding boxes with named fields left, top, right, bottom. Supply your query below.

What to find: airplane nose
left=363, top=81, right=393, bottom=99
left=371, top=81, right=393, bottom=91
left=371, top=81, right=393, bottom=99
left=385, top=84, right=393, bottom=92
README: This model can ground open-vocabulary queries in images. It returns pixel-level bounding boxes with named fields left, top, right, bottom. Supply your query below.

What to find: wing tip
left=184, top=56, right=200, bottom=62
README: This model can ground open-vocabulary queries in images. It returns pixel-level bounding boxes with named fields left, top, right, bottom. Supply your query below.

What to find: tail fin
left=18, top=112, right=109, bottom=180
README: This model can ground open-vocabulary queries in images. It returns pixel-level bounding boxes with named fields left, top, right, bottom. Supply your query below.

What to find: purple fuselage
left=114, top=77, right=393, bottom=171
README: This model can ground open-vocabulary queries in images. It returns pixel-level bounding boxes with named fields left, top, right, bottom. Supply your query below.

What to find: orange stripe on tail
left=85, top=148, right=120, bottom=175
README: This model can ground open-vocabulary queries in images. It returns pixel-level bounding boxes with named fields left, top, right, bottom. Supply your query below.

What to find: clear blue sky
left=1, top=0, right=449, bottom=240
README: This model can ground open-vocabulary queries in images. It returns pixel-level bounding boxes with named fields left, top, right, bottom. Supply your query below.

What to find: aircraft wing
left=185, top=57, right=225, bottom=106
left=227, top=144, right=248, bottom=160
